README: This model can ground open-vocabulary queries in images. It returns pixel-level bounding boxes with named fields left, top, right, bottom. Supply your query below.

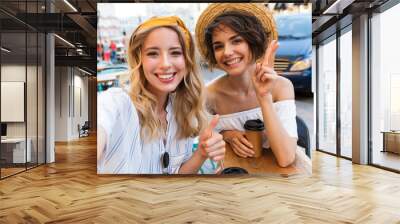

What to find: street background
left=97, top=3, right=314, bottom=151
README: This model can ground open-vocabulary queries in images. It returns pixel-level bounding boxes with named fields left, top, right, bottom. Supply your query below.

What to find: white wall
left=55, top=66, right=69, bottom=141
left=1, top=65, right=30, bottom=138
left=1, top=65, right=25, bottom=82
left=54, top=67, right=89, bottom=141
left=1, top=65, right=25, bottom=140
left=72, top=73, right=89, bottom=137
left=1, top=63, right=45, bottom=164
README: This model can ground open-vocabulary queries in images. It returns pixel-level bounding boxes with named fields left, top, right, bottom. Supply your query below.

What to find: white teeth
left=225, top=58, right=241, bottom=65
left=158, top=73, right=174, bottom=79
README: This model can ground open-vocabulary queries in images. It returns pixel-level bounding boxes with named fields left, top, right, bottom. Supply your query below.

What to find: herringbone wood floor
left=1, top=135, right=400, bottom=223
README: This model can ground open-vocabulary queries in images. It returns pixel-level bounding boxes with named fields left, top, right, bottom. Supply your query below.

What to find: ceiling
left=0, top=0, right=97, bottom=74
left=311, top=0, right=392, bottom=44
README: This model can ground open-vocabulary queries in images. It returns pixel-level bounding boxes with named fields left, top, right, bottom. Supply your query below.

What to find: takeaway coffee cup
left=244, top=119, right=265, bottom=158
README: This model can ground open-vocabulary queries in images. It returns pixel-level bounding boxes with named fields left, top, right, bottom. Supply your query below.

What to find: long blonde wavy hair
left=126, top=25, right=207, bottom=142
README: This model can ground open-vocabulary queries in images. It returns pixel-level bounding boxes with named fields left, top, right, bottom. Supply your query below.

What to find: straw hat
left=195, top=3, right=278, bottom=62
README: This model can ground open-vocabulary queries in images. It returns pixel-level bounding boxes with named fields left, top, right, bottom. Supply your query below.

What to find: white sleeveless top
left=215, top=100, right=298, bottom=149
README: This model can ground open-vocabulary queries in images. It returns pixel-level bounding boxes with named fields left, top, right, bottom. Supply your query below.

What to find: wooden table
left=223, top=144, right=312, bottom=176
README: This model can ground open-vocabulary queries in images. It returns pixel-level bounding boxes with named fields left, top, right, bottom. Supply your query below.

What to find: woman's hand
left=198, top=115, right=225, bottom=162
left=251, top=40, right=279, bottom=100
left=222, top=130, right=254, bottom=158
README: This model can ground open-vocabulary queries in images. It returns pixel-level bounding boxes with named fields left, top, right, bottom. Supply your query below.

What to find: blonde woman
left=97, top=16, right=225, bottom=174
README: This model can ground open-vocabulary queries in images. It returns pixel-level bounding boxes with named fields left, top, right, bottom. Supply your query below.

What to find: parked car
left=274, top=13, right=312, bottom=95
left=97, top=64, right=129, bottom=92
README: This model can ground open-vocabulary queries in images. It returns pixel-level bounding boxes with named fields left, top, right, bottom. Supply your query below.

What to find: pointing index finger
left=263, top=40, right=279, bottom=68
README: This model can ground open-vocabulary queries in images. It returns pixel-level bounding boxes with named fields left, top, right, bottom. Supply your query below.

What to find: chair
left=296, top=116, right=311, bottom=158
left=79, top=121, right=90, bottom=138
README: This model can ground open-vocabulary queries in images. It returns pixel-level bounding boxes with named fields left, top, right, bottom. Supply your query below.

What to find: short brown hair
left=204, top=11, right=269, bottom=68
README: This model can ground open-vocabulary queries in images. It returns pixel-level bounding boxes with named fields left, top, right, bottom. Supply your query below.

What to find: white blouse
left=97, top=88, right=194, bottom=174
left=215, top=100, right=298, bottom=149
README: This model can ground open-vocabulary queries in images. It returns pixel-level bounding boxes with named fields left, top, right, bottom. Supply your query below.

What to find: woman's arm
left=252, top=40, right=297, bottom=167
left=178, top=115, right=225, bottom=174
left=178, top=150, right=208, bottom=174
left=97, top=88, right=132, bottom=171
left=258, top=78, right=297, bottom=167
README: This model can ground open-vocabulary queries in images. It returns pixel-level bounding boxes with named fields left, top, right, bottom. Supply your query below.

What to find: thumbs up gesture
left=252, top=40, right=279, bottom=99
left=198, top=115, right=225, bottom=162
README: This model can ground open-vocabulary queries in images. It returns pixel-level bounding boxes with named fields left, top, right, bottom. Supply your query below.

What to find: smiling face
left=141, top=27, right=187, bottom=96
left=211, top=24, right=252, bottom=76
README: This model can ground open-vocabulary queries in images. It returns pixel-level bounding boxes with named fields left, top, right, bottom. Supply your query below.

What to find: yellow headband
left=136, top=16, right=191, bottom=50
